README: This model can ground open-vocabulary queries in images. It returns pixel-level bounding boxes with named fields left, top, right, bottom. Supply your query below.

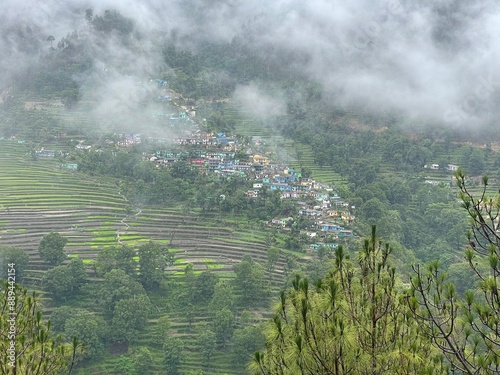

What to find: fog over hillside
left=1, top=0, right=499, bottom=130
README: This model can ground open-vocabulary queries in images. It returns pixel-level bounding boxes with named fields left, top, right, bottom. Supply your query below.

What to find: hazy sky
left=1, top=0, right=499, bottom=130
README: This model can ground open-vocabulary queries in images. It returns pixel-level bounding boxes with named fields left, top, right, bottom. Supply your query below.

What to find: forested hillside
left=1, top=2, right=500, bottom=375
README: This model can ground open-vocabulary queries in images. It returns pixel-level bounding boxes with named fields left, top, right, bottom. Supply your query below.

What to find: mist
left=1, top=0, right=499, bottom=131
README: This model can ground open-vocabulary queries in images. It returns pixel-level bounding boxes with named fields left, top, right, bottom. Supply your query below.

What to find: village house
left=321, top=223, right=343, bottom=233
left=341, top=212, right=355, bottom=223
left=270, top=183, right=292, bottom=191
left=299, top=209, right=321, bottom=217
left=328, top=210, right=341, bottom=219
left=423, top=164, right=440, bottom=170
left=252, top=154, right=270, bottom=165
left=270, top=217, right=294, bottom=228
left=36, top=149, right=57, bottom=157
left=309, top=243, right=338, bottom=251
left=338, top=229, right=354, bottom=238
left=281, top=191, right=299, bottom=199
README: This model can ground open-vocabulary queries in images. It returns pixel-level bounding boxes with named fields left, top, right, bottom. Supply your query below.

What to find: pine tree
left=409, top=170, right=500, bottom=374
left=0, top=283, right=82, bottom=374
left=251, top=226, right=445, bottom=374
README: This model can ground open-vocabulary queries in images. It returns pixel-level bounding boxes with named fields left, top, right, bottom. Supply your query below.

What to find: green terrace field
left=0, top=138, right=294, bottom=374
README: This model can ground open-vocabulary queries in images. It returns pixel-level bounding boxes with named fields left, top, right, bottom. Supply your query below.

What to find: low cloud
left=232, top=84, right=285, bottom=122
left=1, top=0, right=500, bottom=131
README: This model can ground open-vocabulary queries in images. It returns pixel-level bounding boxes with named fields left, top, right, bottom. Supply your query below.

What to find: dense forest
left=1, top=4, right=500, bottom=375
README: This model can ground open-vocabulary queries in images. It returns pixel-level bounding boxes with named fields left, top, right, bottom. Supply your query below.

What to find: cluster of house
left=247, top=168, right=314, bottom=198
left=147, top=131, right=356, bottom=248
left=173, top=131, right=238, bottom=148
left=148, top=131, right=246, bottom=175
left=267, top=192, right=355, bottom=250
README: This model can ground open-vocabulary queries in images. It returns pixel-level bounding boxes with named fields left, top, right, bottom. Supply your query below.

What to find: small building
left=322, top=224, right=343, bottom=232
left=36, top=150, right=56, bottom=157
left=252, top=155, right=270, bottom=165
left=338, top=229, right=354, bottom=238
left=424, top=164, right=440, bottom=170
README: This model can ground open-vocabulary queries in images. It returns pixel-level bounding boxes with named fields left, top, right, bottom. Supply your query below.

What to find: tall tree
left=63, top=310, right=106, bottom=359
left=197, top=325, right=217, bottom=365
left=233, top=255, right=266, bottom=307
left=231, top=325, right=265, bottom=370
left=98, top=269, right=146, bottom=317
left=409, top=170, right=500, bottom=374
left=137, top=241, right=173, bottom=290
left=0, top=283, right=82, bottom=374
left=251, top=227, right=445, bottom=374
left=153, top=315, right=171, bottom=345
left=213, top=307, right=235, bottom=348
left=94, top=245, right=136, bottom=276
left=111, top=294, right=151, bottom=343
left=38, top=232, right=67, bottom=266
left=192, top=270, right=219, bottom=305
left=208, top=281, right=235, bottom=315
left=163, top=336, right=185, bottom=375
left=42, top=258, right=87, bottom=301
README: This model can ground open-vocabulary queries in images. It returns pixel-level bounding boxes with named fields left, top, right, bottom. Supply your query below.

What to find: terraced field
left=0, top=139, right=291, bottom=374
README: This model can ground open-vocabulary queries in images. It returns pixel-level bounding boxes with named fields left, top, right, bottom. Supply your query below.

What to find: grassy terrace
left=0, top=138, right=296, bottom=374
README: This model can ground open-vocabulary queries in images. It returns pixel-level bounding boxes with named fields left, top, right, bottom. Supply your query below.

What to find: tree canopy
left=38, top=232, right=67, bottom=266
left=251, top=227, right=446, bottom=374
left=409, top=171, right=500, bottom=374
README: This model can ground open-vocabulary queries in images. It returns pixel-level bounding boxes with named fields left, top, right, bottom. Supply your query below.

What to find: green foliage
left=137, top=241, right=173, bottom=290
left=266, top=247, right=281, bottom=273
left=233, top=255, right=267, bottom=307
left=98, top=269, right=146, bottom=317
left=114, top=355, right=136, bottom=375
left=63, top=310, right=106, bottom=359
left=50, top=306, right=75, bottom=332
left=42, top=258, right=87, bottom=301
left=0, top=246, right=29, bottom=281
left=208, top=281, right=235, bottom=315
left=163, top=336, right=185, bottom=375
left=191, top=271, right=219, bottom=305
left=213, top=307, right=235, bottom=348
left=113, top=346, right=154, bottom=375
left=129, top=346, right=154, bottom=374
left=91, top=9, right=134, bottom=36
left=0, top=283, right=82, bottom=374
left=409, top=170, right=500, bottom=374
left=111, top=294, right=151, bottom=343
left=94, top=245, right=137, bottom=277
left=38, top=232, right=67, bottom=266
left=230, top=325, right=265, bottom=369
left=206, top=112, right=235, bottom=133
left=153, top=315, right=171, bottom=345
left=251, top=228, right=445, bottom=375
left=197, top=326, right=217, bottom=364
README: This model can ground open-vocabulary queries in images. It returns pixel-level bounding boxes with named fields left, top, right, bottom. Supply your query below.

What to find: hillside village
left=29, top=77, right=356, bottom=253
left=147, top=129, right=356, bottom=250
left=147, top=79, right=356, bottom=249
